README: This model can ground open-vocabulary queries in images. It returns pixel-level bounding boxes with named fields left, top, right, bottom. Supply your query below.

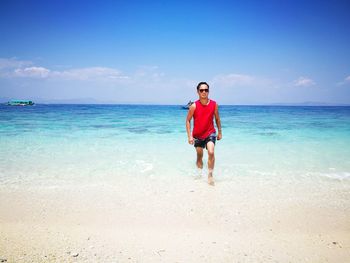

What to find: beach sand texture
left=1, top=175, right=349, bottom=262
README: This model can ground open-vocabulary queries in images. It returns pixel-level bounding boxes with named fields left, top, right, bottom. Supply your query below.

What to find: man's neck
left=199, top=98, right=209, bottom=105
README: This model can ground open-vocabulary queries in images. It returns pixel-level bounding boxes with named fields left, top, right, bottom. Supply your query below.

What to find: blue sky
left=1, top=0, right=350, bottom=104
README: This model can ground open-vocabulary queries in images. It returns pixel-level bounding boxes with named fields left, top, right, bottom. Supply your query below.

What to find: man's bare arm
left=186, top=104, right=196, bottom=144
left=214, top=104, right=222, bottom=140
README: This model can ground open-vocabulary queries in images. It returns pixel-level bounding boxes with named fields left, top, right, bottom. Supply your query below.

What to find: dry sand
left=1, top=175, right=349, bottom=262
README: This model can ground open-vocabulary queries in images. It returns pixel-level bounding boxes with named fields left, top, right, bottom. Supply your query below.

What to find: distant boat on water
left=7, top=100, right=35, bottom=106
left=182, top=100, right=194, bottom=109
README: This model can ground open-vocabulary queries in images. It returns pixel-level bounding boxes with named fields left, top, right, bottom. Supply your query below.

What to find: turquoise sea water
left=1, top=104, right=350, bottom=187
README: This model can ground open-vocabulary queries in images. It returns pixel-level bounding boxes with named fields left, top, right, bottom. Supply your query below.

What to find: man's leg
left=195, top=147, right=204, bottom=169
left=206, top=141, right=215, bottom=186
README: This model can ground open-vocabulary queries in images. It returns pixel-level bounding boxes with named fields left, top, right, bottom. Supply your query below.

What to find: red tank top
left=192, top=99, right=216, bottom=139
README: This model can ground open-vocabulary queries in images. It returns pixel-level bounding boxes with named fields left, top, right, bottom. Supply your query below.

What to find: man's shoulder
left=189, top=102, right=196, bottom=110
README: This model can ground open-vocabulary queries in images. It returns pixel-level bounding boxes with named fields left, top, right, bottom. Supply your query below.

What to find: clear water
left=1, top=104, right=350, bottom=187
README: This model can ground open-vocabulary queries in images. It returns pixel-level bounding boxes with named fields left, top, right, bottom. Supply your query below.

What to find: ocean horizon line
left=1, top=101, right=350, bottom=107
left=2, top=96, right=350, bottom=106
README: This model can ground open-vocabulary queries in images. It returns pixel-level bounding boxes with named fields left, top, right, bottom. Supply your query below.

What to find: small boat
left=182, top=100, right=194, bottom=109
left=7, top=100, right=35, bottom=106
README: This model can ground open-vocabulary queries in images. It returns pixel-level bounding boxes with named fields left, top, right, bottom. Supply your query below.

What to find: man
left=186, top=82, right=222, bottom=186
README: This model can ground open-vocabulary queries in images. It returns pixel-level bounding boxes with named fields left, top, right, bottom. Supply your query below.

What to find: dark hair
left=196, top=81, right=209, bottom=91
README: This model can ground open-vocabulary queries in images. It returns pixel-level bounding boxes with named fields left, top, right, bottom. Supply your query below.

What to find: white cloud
left=53, top=67, right=128, bottom=81
left=0, top=57, right=33, bottom=69
left=14, top=66, right=50, bottom=78
left=0, top=57, right=129, bottom=81
left=337, top=75, right=350, bottom=86
left=0, top=58, right=172, bottom=88
left=0, top=58, right=34, bottom=77
left=293, top=76, right=315, bottom=87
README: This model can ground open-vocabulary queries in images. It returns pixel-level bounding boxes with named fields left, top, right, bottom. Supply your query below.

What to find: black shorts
left=194, top=132, right=216, bottom=149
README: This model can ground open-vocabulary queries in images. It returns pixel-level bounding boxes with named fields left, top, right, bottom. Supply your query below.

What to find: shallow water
left=1, top=104, right=350, bottom=187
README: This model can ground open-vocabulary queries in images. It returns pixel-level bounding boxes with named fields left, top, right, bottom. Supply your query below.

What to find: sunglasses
left=199, top=89, right=209, bottom=93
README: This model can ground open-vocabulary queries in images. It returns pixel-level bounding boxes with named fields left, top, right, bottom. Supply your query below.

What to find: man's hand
left=188, top=136, right=194, bottom=145
left=217, top=131, right=222, bottom=140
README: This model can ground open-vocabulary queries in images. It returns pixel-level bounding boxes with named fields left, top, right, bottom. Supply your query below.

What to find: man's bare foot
left=194, top=168, right=203, bottom=180
left=208, top=175, right=215, bottom=186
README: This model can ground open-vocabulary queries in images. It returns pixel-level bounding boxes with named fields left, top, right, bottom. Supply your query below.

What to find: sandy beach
left=1, top=174, right=349, bottom=262
left=1, top=0, right=350, bottom=260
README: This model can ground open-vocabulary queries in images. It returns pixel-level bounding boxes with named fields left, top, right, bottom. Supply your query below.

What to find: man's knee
left=208, top=150, right=215, bottom=159
left=207, top=142, right=215, bottom=157
left=196, top=148, right=203, bottom=158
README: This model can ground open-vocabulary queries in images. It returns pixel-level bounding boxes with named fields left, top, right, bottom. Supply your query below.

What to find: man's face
left=197, top=84, right=209, bottom=99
